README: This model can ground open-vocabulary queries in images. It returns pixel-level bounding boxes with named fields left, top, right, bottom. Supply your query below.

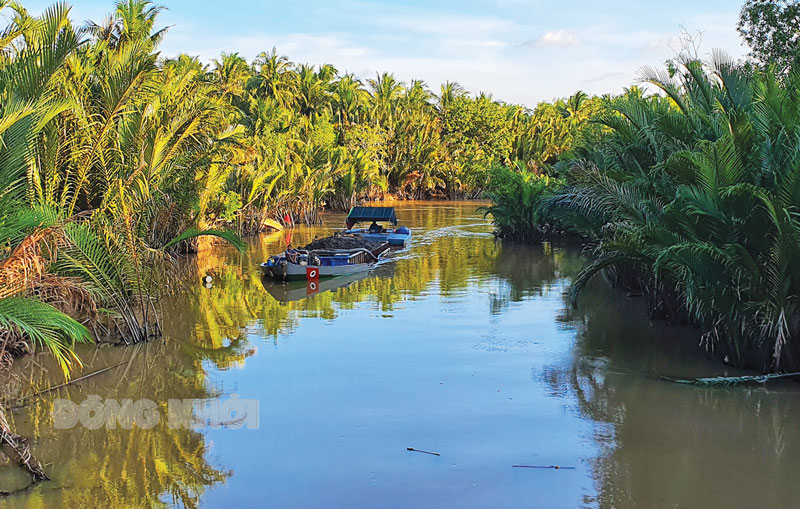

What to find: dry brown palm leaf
left=0, top=329, right=29, bottom=373
left=0, top=231, right=50, bottom=299
left=30, top=275, right=98, bottom=321
left=0, top=211, right=92, bottom=300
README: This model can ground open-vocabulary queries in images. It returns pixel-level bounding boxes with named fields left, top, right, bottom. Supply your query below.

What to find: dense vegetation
left=738, top=0, right=800, bottom=73
left=484, top=3, right=800, bottom=373
left=0, top=0, right=594, bottom=376
left=0, top=0, right=254, bottom=379
left=199, top=47, right=597, bottom=229
left=568, top=58, right=800, bottom=373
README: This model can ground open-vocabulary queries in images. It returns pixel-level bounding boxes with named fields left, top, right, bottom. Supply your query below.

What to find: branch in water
left=0, top=404, right=48, bottom=482
left=663, top=371, right=800, bottom=386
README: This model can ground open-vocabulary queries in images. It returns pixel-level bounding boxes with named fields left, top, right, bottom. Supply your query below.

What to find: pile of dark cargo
left=302, top=233, right=381, bottom=251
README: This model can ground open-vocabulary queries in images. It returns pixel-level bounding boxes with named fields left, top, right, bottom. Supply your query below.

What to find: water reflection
left=0, top=343, right=230, bottom=508
left=547, top=278, right=800, bottom=508
left=1, top=202, right=799, bottom=508
left=487, top=241, right=585, bottom=315
left=261, top=272, right=371, bottom=304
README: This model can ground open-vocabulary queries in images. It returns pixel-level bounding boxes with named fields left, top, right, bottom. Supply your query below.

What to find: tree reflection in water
left=541, top=275, right=800, bottom=509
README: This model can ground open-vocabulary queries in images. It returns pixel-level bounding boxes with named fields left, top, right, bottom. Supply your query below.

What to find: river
left=1, top=202, right=798, bottom=508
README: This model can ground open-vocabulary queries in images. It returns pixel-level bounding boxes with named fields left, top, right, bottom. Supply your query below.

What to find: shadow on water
left=0, top=201, right=798, bottom=508
left=544, top=271, right=800, bottom=508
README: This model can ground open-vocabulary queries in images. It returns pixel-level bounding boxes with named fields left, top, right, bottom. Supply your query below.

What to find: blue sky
left=20, top=0, right=746, bottom=105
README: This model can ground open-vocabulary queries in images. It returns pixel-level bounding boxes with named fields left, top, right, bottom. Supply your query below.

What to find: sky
left=19, top=0, right=747, bottom=106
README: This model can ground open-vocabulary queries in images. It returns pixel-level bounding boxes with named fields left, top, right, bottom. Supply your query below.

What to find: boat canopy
left=346, top=206, right=397, bottom=229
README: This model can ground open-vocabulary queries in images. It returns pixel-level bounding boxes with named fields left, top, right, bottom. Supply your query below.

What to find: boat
left=260, top=241, right=390, bottom=281
left=344, top=206, right=411, bottom=247
left=261, top=271, right=370, bottom=303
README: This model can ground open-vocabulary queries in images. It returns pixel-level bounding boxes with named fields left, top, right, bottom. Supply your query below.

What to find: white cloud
left=528, top=29, right=581, bottom=48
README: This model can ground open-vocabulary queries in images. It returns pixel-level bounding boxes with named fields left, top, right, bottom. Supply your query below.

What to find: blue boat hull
left=346, top=229, right=411, bottom=247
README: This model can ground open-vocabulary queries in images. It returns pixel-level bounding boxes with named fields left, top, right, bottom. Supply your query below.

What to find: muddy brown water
left=0, top=202, right=798, bottom=508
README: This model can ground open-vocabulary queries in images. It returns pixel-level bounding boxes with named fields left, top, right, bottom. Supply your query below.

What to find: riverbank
left=483, top=59, right=800, bottom=374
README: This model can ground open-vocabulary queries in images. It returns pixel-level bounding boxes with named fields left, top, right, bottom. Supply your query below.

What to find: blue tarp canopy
left=346, top=207, right=397, bottom=228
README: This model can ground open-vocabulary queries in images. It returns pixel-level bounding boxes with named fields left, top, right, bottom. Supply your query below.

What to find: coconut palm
left=211, top=52, right=251, bottom=101
left=367, top=72, right=405, bottom=127
left=0, top=0, right=244, bottom=374
left=248, top=48, right=298, bottom=109
left=436, top=80, right=466, bottom=111
left=1, top=0, right=596, bottom=374
left=295, top=63, right=334, bottom=119
left=332, top=73, right=367, bottom=127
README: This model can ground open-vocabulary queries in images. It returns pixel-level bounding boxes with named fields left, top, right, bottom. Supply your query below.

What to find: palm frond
left=0, top=296, right=90, bottom=378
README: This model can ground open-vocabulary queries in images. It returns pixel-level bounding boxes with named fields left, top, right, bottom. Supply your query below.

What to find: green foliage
left=738, top=0, right=800, bottom=73
left=441, top=95, right=515, bottom=164
left=0, top=297, right=90, bottom=377
left=562, top=55, right=800, bottom=373
left=203, top=40, right=586, bottom=213
left=481, top=163, right=563, bottom=243
left=483, top=50, right=800, bottom=373
left=208, top=190, right=243, bottom=222
left=515, top=92, right=604, bottom=172
left=0, top=0, right=244, bottom=373
left=162, top=227, right=246, bottom=252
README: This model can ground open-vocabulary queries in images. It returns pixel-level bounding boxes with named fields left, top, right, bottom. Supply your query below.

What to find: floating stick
left=10, top=360, right=130, bottom=409
left=407, top=447, right=440, bottom=456
left=663, top=371, right=800, bottom=386
left=513, top=464, right=575, bottom=469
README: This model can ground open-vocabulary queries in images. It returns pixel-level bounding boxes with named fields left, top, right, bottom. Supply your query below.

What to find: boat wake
left=385, top=222, right=492, bottom=262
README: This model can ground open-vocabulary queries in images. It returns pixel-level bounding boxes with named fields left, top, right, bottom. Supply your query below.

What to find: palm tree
left=559, top=90, right=589, bottom=121
left=0, top=1, right=90, bottom=377
left=403, top=79, right=432, bottom=109
left=436, top=80, right=466, bottom=111
left=211, top=52, right=251, bottom=101
left=481, top=159, right=564, bottom=242
left=367, top=72, right=404, bottom=126
left=2, top=0, right=596, bottom=378
left=332, top=73, right=367, bottom=127
left=84, top=0, right=169, bottom=51
left=248, top=47, right=298, bottom=109
left=295, top=63, right=333, bottom=119
left=1, top=0, right=244, bottom=375
left=112, top=0, right=169, bottom=49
